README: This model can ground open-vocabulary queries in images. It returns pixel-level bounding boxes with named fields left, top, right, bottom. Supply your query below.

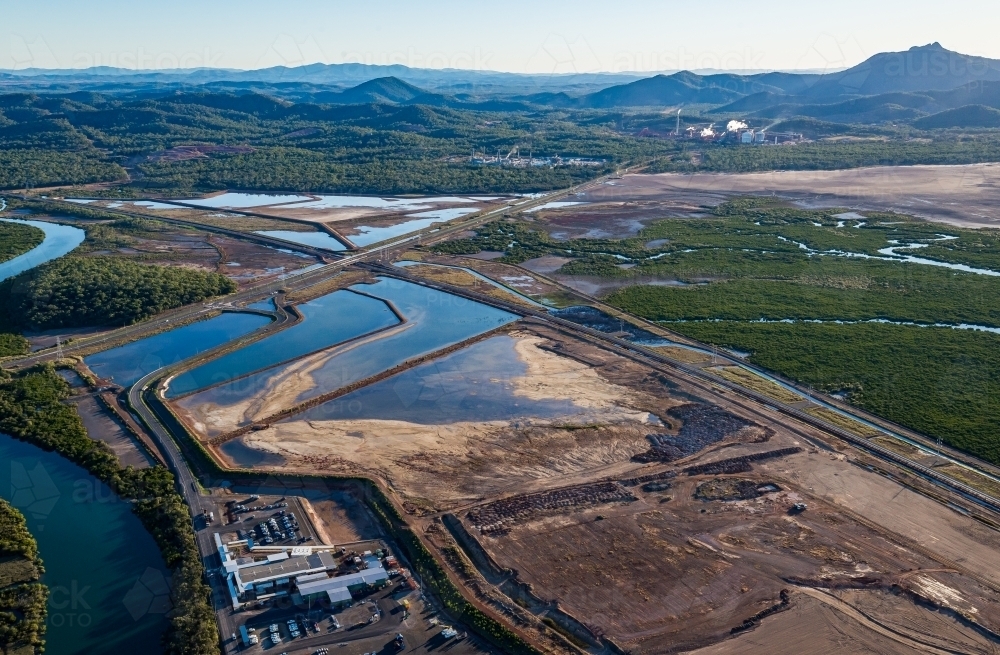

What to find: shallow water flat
left=347, top=210, right=477, bottom=246
left=175, top=277, right=519, bottom=433
left=253, top=230, right=347, bottom=251
left=296, top=335, right=586, bottom=424
left=177, top=193, right=311, bottom=208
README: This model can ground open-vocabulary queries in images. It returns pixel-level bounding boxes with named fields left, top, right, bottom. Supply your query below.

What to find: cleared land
left=685, top=589, right=997, bottom=655
left=580, top=165, right=1000, bottom=229
left=169, top=264, right=1000, bottom=654
left=473, top=440, right=1000, bottom=654
left=214, top=328, right=669, bottom=507
left=67, top=394, right=154, bottom=468
left=60, top=213, right=318, bottom=287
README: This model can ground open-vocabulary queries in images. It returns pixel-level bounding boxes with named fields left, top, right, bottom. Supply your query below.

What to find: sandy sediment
left=510, top=333, right=643, bottom=410
left=237, top=333, right=659, bottom=506
left=174, top=321, right=417, bottom=437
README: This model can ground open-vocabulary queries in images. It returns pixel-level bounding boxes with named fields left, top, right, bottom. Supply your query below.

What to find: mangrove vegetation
left=0, top=366, right=219, bottom=655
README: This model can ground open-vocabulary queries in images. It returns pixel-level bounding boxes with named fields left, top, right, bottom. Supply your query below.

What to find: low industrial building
left=215, top=534, right=392, bottom=610
left=295, top=565, right=390, bottom=608
left=232, top=551, right=336, bottom=597
left=216, top=533, right=339, bottom=607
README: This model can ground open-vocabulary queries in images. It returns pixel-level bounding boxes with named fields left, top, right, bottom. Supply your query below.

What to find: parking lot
left=223, top=494, right=321, bottom=546
left=235, top=582, right=485, bottom=654
left=196, top=489, right=492, bottom=655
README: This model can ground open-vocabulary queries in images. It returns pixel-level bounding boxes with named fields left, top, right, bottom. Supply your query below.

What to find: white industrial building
left=296, top=566, right=389, bottom=607
left=215, top=534, right=390, bottom=610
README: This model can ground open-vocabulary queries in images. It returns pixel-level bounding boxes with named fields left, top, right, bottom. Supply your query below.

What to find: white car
left=271, top=633, right=281, bottom=644
left=248, top=635, right=259, bottom=645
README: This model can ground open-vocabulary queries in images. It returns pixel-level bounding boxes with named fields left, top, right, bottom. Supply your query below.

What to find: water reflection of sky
left=253, top=230, right=347, bottom=251
left=84, top=313, right=270, bottom=387
left=348, top=209, right=478, bottom=247
left=0, top=218, right=85, bottom=282
left=166, top=290, right=398, bottom=397
left=181, top=277, right=519, bottom=420
left=297, top=335, right=586, bottom=424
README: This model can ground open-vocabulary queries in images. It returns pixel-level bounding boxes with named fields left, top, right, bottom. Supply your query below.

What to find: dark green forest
left=0, top=221, right=44, bottom=264
left=2, top=90, right=1000, bottom=194
left=1, top=257, right=236, bottom=330
left=647, top=135, right=1000, bottom=173
left=0, top=497, right=46, bottom=655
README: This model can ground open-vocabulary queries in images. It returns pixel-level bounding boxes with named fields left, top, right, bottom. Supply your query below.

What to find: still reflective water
left=84, top=313, right=271, bottom=387
left=0, top=219, right=85, bottom=282
left=0, top=434, right=168, bottom=655
left=166, top=290, right=399, bottom=397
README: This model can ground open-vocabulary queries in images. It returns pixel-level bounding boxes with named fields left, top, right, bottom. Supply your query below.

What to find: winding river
left=0, top=210, right=85, bottom=282
left=0, top=434, right=169, bottom=654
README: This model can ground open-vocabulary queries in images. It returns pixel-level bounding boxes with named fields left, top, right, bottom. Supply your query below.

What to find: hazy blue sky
left=4, top=0, right=999, bottom=73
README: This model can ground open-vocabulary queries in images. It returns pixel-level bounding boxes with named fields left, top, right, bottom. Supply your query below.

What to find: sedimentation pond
left=294, top=334, right=597, bottom=424
left=252, top=230, right=347, bottom=251
left=347, top=208, right=479, bottom=247
left=176, top=277, right=519, bottom=432
left=0, top=434, right=168, bottom=654
left=85, top=313, right=271, bottom=387
left=166, top=290, right=400, bottom=397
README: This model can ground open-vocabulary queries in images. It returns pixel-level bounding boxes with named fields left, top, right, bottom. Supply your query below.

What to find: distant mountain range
left=0, top=63, right=646, bottom=97
left=3, top=43, right=1000, bottom=130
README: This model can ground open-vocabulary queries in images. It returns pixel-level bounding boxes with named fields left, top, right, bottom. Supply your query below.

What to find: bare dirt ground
left=166, top=260, right=1000, bottom=652
left=79, top=223, right=317, bottom=288
left=218, top=328, right=671, bottom=508
left=410, top=252, right=580, bottom=306
left=67, top=394, right=154, bottom=468
left=298, top=489, right=383, bottom=544
left=475, top=438, right=1000, bottom=654
left=140, top=208, right=316, bottom=233
left=392, top=261, right=541, bottom=308
left=575, top=165, right=1000, bottom=229
left=685, top=589, right=996, bottom=655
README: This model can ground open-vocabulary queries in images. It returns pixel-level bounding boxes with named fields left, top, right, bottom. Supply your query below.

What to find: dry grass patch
left=649, top=345, right=712, bottom=364
left=708, top=366, right=803, bottom=403
left=402, top=263, right=539, bottom=308
left=807, top=407, right=882, bottom=438
left=935, top=463, right=1000, bottom=499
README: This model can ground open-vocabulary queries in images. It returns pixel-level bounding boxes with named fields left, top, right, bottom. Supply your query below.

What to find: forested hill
left=0, top=90, right=647, bottom=193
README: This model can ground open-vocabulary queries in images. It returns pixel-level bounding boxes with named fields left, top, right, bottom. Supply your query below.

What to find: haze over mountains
left=3, top=43, right=1000, bottom=129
